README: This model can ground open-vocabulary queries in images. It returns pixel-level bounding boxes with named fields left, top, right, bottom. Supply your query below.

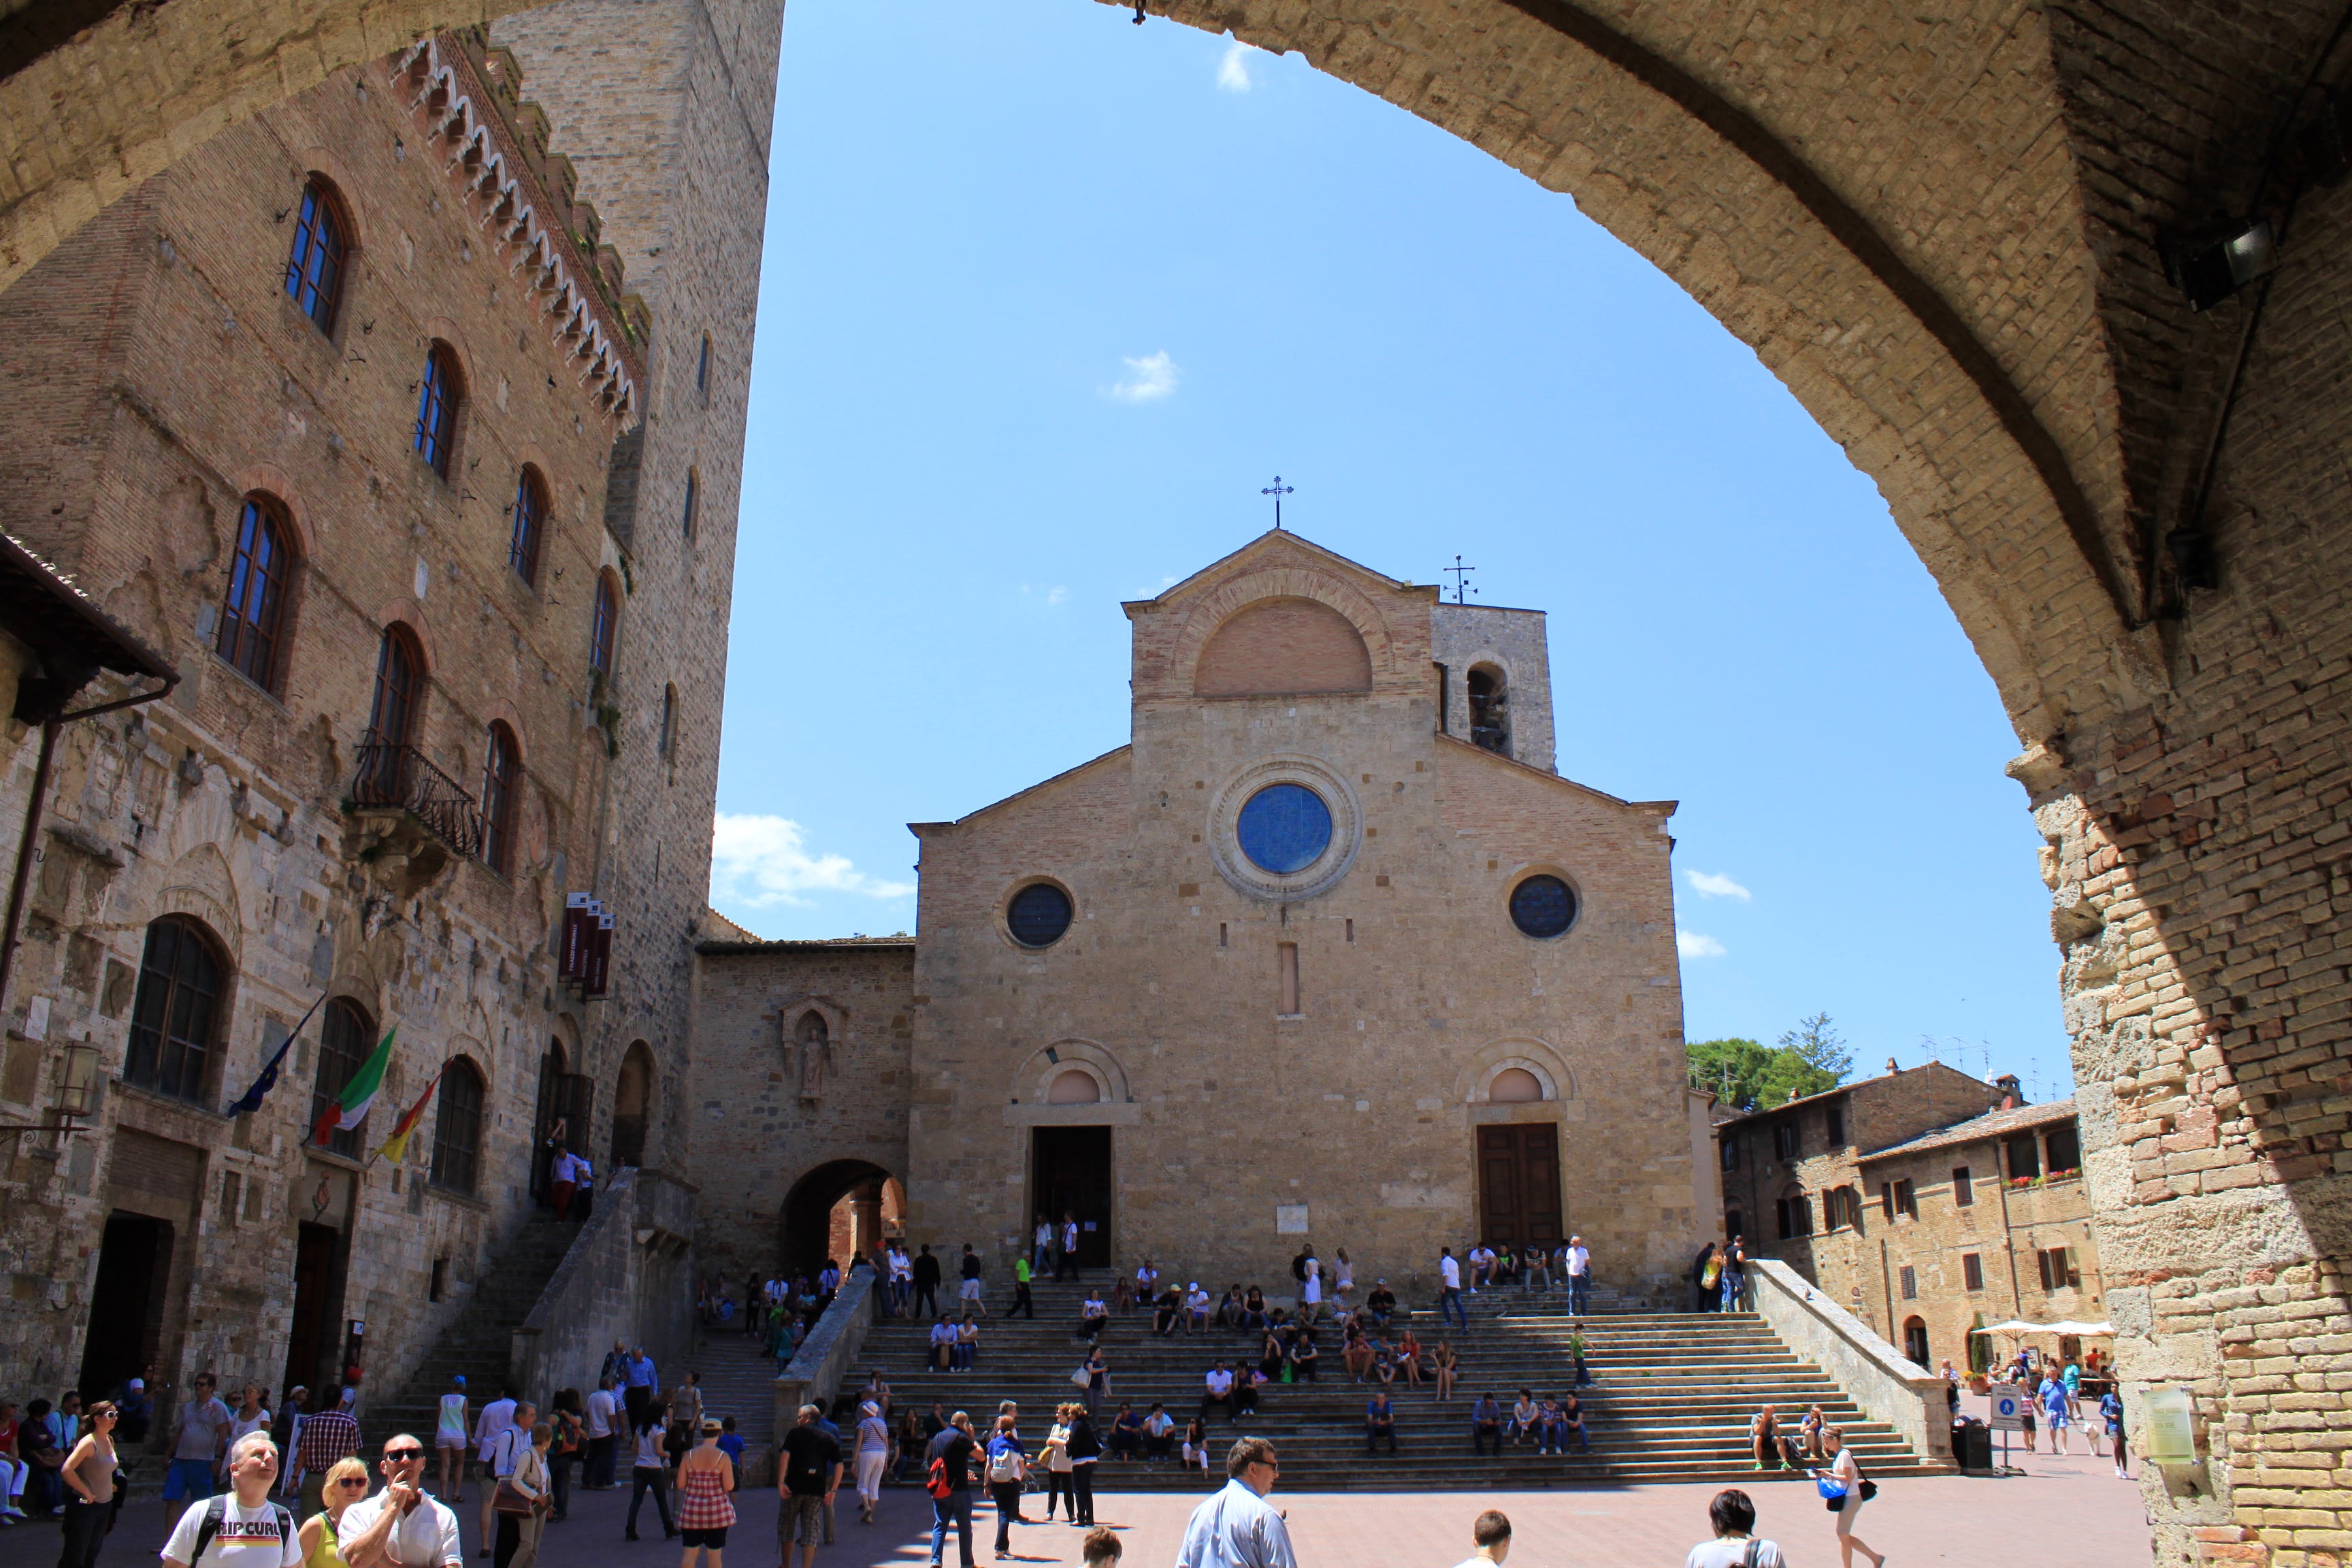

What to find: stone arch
left=1456, top=1039, right=1576, bottom=1106
left=779, top=1158, right=896, bottom=1277
left=1013, top=1041, right=1130, bottom=1106
left=1193, top=596, right=1373, bottom=697
left=611, top=1040, right=655, bottom=1169
left=152, top=845, right=245, bottom=967
left=1171, top=568, right=1400, bottom=693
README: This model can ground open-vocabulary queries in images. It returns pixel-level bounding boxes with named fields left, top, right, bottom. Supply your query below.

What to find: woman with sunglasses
left=297, top=1457, right=370, bottom=1567
left=56, top=1399, right=118, bottom=1568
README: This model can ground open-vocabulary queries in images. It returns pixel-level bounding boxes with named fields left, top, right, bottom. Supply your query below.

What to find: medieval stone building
left=0, top=0, right=772, bottom=1416
left=694, top=531, right=1704, bottom=1297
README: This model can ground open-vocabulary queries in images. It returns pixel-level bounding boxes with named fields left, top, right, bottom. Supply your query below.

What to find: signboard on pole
left=1989, top=1384, right=2026, bottom=1431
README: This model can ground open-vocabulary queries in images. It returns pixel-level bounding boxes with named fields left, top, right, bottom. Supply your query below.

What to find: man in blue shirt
left=1365, top=1392, right=1398, bottom=1456
left=623, top=1348, right=657, bottom=1433
left=1176, top=1439, right=1296, bottom=1568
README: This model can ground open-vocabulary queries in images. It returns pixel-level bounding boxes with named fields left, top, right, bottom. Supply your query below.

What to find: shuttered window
left=431, top=1061, right=485, bottom=1195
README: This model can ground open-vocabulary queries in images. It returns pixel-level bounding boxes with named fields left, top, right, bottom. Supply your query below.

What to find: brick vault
left=3, top=1, right=2349, bottom=1564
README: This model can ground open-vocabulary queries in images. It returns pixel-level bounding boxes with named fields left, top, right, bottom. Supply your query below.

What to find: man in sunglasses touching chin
left=336, top=1436, right=463, bottom=1568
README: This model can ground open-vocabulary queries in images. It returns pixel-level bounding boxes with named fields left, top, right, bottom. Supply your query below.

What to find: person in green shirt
left=1012, top=1255, right=1036, bottom=1319
left=1567, top=1326, right=1594, bottom=1387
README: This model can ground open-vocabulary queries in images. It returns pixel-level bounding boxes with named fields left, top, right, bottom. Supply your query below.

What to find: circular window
left=1509, top=874, right=1578, bottom=938
left=1006, top=883, right=1073, bottom=947
left=1236, top=783, right=1333, bottom=875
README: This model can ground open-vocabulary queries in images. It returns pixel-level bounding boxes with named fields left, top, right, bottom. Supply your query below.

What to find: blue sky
left=714, top=0, right=2077, bottom=1100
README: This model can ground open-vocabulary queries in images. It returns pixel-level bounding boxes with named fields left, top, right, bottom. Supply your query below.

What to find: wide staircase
left=684, top=1329, right=781, bottom=1469
left=863, top=1276, right=1940, bottom=1490
left=363, top=1215, right=581, bottom=1446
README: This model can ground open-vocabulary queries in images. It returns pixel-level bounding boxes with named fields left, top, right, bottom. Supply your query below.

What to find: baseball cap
left=453, top=1375, right=466, bottom=1387
left=128, top=1379, right=144, bottom=1391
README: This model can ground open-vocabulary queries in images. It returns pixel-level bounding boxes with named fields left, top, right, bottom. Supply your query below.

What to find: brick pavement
left=0, top=1446, right=2150, bottom=1568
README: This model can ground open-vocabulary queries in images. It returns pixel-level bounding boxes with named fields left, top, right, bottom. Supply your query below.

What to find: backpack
left=925, top=1456, right=955, bottom=1499
left=986, top=1443, right=1024, bottom=1484
left=192, top=1494, right=295, bottom=1564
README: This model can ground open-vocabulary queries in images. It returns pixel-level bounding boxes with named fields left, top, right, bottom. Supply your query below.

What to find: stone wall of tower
left=489, top=0, right=784, bottom=1186
left=1432, top=603, right=1556, bottom=774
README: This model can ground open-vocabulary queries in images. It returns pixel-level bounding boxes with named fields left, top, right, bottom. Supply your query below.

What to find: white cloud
left=1107, top=350, right=1179, bottom=403
left=1218, top=39, right=1258, bottom=92
left=709, top=813, right=915, bottom=910
left=1685, top=869, right=1752, bottom=901
left=1677, top=930, right=1727, bottom=959
left=1047, top=586, right=1068, bottom=606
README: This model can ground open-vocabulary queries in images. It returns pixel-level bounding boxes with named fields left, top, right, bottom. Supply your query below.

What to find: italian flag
left=312, top=1026, right=396, bottom=1145
left=370, top=1068, right=442, bottom=1167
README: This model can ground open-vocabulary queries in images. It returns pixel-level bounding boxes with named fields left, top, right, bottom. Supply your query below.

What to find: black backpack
left=192, top=1495, right=295, bottom=1563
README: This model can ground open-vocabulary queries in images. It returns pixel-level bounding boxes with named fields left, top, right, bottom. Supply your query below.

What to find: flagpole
left=223, top=987, right=329, bottom=1118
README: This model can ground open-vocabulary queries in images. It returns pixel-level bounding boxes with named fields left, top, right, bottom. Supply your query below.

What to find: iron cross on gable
left=1446, top=554, right=1479, bottom=604
left=1262, top=476, right=1294, bottom=529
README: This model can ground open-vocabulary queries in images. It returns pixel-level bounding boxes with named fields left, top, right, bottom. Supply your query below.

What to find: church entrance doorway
left=1032, top=1127, right=1112, bottom=1269
left=1477, top=1124, right=1563, bottom=1256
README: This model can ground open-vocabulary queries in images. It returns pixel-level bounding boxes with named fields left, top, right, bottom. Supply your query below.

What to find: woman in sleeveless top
left=436, top=1377, right=470, bottom=1504
left=56, top=1399, right=117, bottom=1568
left=297, top=1456, right=370, bottom=1568
left=675, top=1420, right=737, bottom=1568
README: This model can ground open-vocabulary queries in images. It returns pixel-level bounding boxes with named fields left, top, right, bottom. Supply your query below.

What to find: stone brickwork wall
left=687, top=941, right=915, bottom=1279
left=899, top=533, right=1690, bottom=1298
left=1431, top=603, right=1556, bottom=774
left=0, top=46, right=679, bottom=1421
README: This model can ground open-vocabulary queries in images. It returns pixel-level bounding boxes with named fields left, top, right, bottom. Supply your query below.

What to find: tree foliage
left=1688, top=1014, right=1850, bottom=1111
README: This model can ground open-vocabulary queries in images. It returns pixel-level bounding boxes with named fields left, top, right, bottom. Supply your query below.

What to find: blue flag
left=225, top=992, right=324, bottom=1117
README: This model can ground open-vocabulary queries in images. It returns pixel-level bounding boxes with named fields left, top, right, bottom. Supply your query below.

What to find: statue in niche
left=795, top=1011, right=830, bottom=1100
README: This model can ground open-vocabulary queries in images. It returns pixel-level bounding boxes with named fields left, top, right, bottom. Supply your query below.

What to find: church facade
left=694, top=532, right=1706, bottom=1298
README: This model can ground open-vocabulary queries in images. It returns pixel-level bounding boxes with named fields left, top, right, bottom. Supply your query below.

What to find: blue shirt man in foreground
left=1176, top=1437, right=1297, bottom=1568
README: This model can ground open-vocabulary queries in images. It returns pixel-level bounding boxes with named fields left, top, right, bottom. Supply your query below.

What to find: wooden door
left=1477, top=1124, right=1564, bottom=1253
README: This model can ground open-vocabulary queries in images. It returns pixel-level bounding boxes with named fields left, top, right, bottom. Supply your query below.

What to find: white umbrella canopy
left=1984, top=1320, right=2046, bottom=1333
left=2044, top=1320, right=2115, bottom=1335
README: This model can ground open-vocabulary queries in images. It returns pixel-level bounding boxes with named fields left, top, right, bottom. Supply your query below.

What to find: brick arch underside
left=13, top=3, right=2352, bottom=1563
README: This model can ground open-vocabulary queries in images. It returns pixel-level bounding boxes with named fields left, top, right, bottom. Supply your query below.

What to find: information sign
left=1989, top=1383, right=2026, bottom=1431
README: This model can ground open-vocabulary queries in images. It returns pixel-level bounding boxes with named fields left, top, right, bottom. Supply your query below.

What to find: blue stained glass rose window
left=1237, top=783, right=1334, bottom=875
left=1509, top=874, right=1578, bottom=938
left=1007, top=883, right=1073, bottom=947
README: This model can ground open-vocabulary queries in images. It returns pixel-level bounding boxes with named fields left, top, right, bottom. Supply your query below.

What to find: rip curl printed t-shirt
left=162, top=1498, right=303, bottom=1567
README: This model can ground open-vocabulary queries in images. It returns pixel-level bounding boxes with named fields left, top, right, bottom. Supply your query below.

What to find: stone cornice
left=390, top=31, right=646, bottom=431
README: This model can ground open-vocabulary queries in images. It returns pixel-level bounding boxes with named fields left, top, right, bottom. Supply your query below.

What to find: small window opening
left=696, top=333, right=712, bottom=394
left=430, top=1257, right=449, bottom=1302
left=1277, top=943, right=1299, bottom=1015
left=1962, top=1252, right=1984, bottom=1291
left=1894, top=1177, right=1916, bottom=1219
left=1825, top=1105, right=1845, bottom=1145
left=1899, top=1265, right=1918, bottom=1300
left=659, top=685, right=679, bottom=760
left=2044, top=1124, right=2082, bottom=1176
left=1952, top=1166, right=1974, bottom=1207
left=414, top=342, right=461, bottom=477
left=1774, top=1122, right=1800, bottom=1160
left=681, top=468, right=699, bottom=538
left=1466, top=665, right=1510, bottom=755
left=1345, top=918, right=1354, bottom=943
left=1218, top=923, right=1227, bottom=949
left=220, top=1171, right=243, bottom=1228
left=2006, top=1132, right=2042, bottom=1181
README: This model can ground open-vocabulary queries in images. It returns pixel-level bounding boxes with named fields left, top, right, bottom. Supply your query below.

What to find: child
left=715, top=1415, right=745, bottom=1469
left=1083, top=1525, right=1122, bottom=1568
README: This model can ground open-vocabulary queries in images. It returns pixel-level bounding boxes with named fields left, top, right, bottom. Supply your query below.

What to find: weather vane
left=1261, top=476, right=1293, bottom=530
left=1444, top=554, right=1479, bottom=604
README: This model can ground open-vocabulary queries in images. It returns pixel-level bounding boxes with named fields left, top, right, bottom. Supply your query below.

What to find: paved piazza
left=0, top=1448, right=2150, bottom=1568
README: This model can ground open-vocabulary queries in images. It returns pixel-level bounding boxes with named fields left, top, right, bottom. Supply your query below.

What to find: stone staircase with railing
left=361, top=1215, right=582, bottom=1446
left=860, top=1275, right=1942, bottom=1490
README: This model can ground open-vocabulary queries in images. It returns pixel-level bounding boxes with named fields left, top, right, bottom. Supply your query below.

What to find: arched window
left=125, top=916, right=226, bottom=1102
left=681, top=468, right=698, bottom=538
left=480, top=723, right=520, bottom=875
left=366, top=625, right=422, bottom=747
left=216, top=495, right=295, bottom=690
left=430, top=1058, right=486, bottom=1195
left=589, top=573, right=619, bottom=679
left=1774, top=1183, right=1814, bottom=1239
left=612, top=1041, right=655, bottom=1168
left=1467, top=664, right=1511, bottom=755
left=658, top=686, right=678, bottom=760
left=283, top=176, right=348, bottom=332
left=1902, top=1316, right=1930, bottom=1367
left=508, top=466, right=547, bottom=586
left=309, top=998, right=375, bottom=1158
left=413, top=342, right=461, bottom=478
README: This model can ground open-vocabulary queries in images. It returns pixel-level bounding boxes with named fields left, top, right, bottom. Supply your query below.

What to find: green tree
left=1688, top=1014, right=1852, bottom=1111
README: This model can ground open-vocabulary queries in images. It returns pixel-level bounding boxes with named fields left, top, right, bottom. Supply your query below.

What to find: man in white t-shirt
left=478, top=1400, right=534, bottom=1550
left=1450, top=1508, right=1513, bottom=1568
left=161, top=1432, right=299, bottom=1568
left=1438, top=1248, right=1468, bottom=1330
left=1565, top=1236, right=1592, bottom=1316
left=1683, top=1488, right=1786, bottom=1568
left=583, top=1379, right=619, bottom=1489
left=470, top=1388, right=519, bottom=1548
left=1467, top=1243, right=1497, bottom=1292
left=1200, top=1365, right=1235, bottom=1421
left=337, top=1433, right=464, bottom=1568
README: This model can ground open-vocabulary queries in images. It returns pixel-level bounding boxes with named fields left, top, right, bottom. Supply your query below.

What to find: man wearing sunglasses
left=336, top=1437, right=462, bottom=1568
left=1175, top=1438, right=1296, bottom=1568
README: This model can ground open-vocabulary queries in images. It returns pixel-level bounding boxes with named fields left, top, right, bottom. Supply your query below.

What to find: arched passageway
left=7, top=3, right=2350, bottom=1561
left=778, top=1160, right=902, bottom=1279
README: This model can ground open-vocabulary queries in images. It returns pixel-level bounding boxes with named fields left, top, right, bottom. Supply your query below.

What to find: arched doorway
left=1904, top=1317, right=1931, bottom=1369
left=530, top=1039, right=593, bottom=1205
left=779, top=1160, right=902, bottom=1278
left=611, top=1041, right=655, bottom=1169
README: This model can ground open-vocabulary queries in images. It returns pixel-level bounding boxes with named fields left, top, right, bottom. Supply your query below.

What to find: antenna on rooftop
left=1261, top=476, right=1293, bottom=530
left=1445, top=555, right=1479, bottom=604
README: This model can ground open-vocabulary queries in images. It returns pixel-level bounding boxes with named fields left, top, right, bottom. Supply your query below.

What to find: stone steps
left=362, top=1217, right=582, bottom=1445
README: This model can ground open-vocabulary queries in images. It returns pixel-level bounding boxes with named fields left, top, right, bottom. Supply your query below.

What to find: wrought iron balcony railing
left=350, top=732, right=485, bottom=858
